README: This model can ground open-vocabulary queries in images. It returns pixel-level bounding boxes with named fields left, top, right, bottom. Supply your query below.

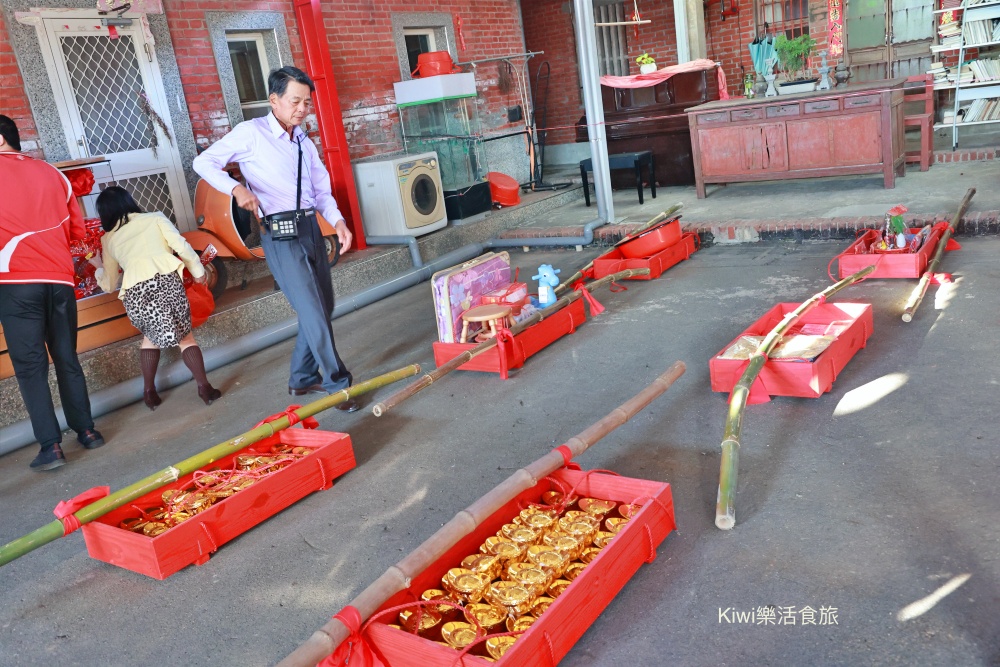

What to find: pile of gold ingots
left=388, top=492, right=643, bottom=661
left=118, top=444, right=314, bottom=537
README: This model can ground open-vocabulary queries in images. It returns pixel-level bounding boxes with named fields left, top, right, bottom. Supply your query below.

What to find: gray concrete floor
left=1, top=237, right=997, bottom=665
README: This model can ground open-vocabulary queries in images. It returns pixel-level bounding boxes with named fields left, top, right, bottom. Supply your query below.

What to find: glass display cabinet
left=394, top=73, right=492, bottom=221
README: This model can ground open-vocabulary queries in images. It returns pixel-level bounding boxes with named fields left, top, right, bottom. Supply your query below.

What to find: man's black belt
left=263, top=208, right=315, bottom=223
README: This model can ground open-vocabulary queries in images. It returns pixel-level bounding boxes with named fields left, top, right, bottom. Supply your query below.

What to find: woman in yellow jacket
left=93, top=186, right=221, bottom=410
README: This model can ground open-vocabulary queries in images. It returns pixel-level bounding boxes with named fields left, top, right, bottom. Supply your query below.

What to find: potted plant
left=636, top=53, right=657, bottom=75
left=774, top=34, right=817, bottom=94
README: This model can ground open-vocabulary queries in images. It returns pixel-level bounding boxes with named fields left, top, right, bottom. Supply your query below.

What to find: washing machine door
left=399, top=160, right=445, bottom=229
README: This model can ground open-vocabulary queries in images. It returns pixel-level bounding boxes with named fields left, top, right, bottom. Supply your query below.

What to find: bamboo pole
left=372, top=268, right=650, bottom=417
left=902, top=187, right=975, bottom=323
left=553, top=203, right=683, bottom=296
left=715, top=266, right=876, bottom=531
left=0, top=365, right=421, bottom=568
left=279, top=360, right=686, bottom=667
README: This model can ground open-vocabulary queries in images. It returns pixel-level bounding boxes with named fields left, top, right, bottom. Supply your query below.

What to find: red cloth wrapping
left=64, top=168, right=96, bottom=197
left=186, top=282, right=215, bottom=328
left=600, top=58, right=729, bottom=99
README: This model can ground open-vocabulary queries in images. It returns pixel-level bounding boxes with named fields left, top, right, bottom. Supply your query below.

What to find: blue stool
left=579, top=150, right=656, bottom=207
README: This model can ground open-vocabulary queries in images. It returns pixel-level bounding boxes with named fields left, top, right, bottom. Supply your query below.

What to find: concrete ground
left=1, top=235, right=997, bottom=665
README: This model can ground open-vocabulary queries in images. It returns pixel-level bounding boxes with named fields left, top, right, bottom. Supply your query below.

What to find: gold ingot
left=234, top=477, right=256, bottom=491
left=486, top=635, right=517, bottom=659
left=119, top=517, right=142, bottom=531
left=398, top=608, right=441, bottom=632
left=461, top=553, right=502, bottom=581
left=605, top=517, right=628, bottom=534
left=563, top=562, right=586, bottom=581
left=518, top=507, right=558, bottom=532
left=593, top=531, right=615, bottom=549
left=578, top=497, right=617, bottom=517
left=165, top=510, right=193, bottom=526
left=506, top=614, right=536, bottom=633
left=442, top=568, right=488, bottom=605
left=557, top=518, right=597, bottom=547
left=440, top=621, right=480, bottom=650
left=541, top=490, right=577, bottom=508
left=235, top=454, right=257, bottom=469
left=511, top=565, right=549, bottom=597
left=421, top=589, right=458, bottom=616
left=291, top=446, right=312, bottom=457
left=142, top=521, right=168, bottom=537
left=562, top=511, right=601, bottom=529
left=532, top=596, right=554, bottom=617
left=618, top=502, right=642, bottom=519
left=481, top=536, right=524, bottom=564
left=547, top=579, right=571, bottom=598
left=579, top=547, right=601, bottom=564
left=463, top=603, right=507, bottom=633
left=542, top=533, right=583, bottom=561
left=486, top=581, right=534, bottom=617
left=525, top=545, right=568, bottom=578
left=161, top=489, right=188, bottom=505
left=500, top=523, right=539, bottom=548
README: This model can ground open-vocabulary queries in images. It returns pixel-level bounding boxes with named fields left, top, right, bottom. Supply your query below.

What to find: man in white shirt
left=193, top=66, right=358, bottom=411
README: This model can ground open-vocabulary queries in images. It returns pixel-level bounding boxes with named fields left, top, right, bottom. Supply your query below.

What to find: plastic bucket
left=488, top=172, right=521, bottom=207
left=412, top=51, right=461, bottom=78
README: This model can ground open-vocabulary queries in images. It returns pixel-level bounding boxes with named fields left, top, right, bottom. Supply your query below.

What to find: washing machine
left=353, top=152, right=447, bottom=237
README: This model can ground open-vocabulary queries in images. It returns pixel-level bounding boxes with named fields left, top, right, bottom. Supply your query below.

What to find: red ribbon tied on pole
left=53, top=486, right=111, bottom=535
left=320, top=605, right=381, bottom=667
left=254, top=405, right=319, bottom=430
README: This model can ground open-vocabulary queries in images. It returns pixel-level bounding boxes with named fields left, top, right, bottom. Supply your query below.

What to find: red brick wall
left=0, top=13, right=42, bottom=158
left=163, top=0, right=526, bottom=157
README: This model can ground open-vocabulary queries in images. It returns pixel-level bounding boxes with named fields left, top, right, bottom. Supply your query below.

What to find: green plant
left=636, top=52, right=656, bottom=66
left=774, top=34, right=816, bottom=81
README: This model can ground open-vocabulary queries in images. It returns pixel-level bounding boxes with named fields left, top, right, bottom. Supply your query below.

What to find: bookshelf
left=935, top=0, right=1000, bottom=147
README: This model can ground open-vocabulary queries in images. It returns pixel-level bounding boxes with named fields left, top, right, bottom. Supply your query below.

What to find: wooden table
left=686, top=79, right=906, bottom=198
left=579, top=151, right=656, bottom=207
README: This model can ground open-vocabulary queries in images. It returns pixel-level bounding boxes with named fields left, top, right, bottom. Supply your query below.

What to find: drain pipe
left=364, top=235, right=424, bottom=268
left=484, top=217, right=609, bottom=250
left=0, top=243, right=486, bottom=456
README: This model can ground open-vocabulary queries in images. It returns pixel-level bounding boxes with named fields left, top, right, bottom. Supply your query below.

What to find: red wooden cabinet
left=686, top=79, right=906, bottom=198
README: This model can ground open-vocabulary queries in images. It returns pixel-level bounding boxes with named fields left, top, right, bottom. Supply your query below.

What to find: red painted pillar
left=293, top=0, right=367, bottom=250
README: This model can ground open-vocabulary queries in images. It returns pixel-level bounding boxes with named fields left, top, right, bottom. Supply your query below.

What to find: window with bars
left=757, top=0, right=810, bottom=39
left=227, top=33, right=271, bottom=121
left=594, top=0, right=630, bottom=76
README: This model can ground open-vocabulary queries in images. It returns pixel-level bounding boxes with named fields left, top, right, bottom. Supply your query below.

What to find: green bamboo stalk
left=715, top=266, right=875, bottom=530
left=902, top=187, right=975, bottom=323
left=553, top=203, right=683, bottom=296
left=278, top=361, right=686, bottom=667
left=0, top=364, right=421, bottom=567
left=372, top=268, right=649, bottom=417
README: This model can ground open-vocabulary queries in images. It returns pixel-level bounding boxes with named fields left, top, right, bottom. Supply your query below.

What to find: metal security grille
left=757, top=0, right=810, bottom=39
left=594, top=1, right=629, bottom=76
left=60, top=34, right=152, bottom=156
left=105, top=173, right=177, bottom=224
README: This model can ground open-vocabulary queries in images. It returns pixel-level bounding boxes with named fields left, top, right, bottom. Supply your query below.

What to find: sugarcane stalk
left=902, top=187, right=975, bottom=323
left=373, top=268, right=649, bottom=417
left=553, top=203, right=683, bottom=296
left=715, top=266, right=876, bottom=531
left=0, top=364, right=420, bottom=568
left=279, top=360, right=686, bottom=667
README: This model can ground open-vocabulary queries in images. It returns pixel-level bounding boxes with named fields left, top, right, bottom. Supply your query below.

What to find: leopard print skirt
left=122, top=272, right=192, bottom=348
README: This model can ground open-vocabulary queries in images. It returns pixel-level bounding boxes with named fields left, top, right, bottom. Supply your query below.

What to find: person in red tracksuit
left=0, top=115, right=105, bottom=471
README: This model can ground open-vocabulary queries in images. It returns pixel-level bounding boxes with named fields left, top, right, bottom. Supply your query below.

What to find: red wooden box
left=81, top=428, right=356, bottom=579
left=709, top=302, right=873, bottom=398
left=365, top=468, right=676, bottom=666
left=432, top=298, right=586, bottom=379
left=835, top=227, right=944, bottom=279
left=589, top=232, right=699, bottom=281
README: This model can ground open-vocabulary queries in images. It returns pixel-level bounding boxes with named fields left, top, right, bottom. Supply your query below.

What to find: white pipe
left=573, top=0, right=614, bottom=224
left=674, top=0, right=691, bottom=63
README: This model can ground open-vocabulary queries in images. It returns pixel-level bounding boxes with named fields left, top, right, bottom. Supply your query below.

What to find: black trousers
left=0, top=283, right=95, bottom=447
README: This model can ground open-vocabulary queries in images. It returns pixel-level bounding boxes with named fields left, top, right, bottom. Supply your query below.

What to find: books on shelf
left=962, top=18, right=1000, bottom=46
left=962, top=97, right=1000, bottom=121
left=967, top=56, right=1000, bottom=81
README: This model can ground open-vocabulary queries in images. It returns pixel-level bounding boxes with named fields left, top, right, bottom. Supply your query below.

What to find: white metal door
left=39, top=16, right=194, bottom=229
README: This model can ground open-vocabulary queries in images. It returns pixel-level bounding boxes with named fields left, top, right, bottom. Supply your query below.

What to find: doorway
left=37, top=16, right=194, bottom=229
left=846, top=0, right=935, bottom=82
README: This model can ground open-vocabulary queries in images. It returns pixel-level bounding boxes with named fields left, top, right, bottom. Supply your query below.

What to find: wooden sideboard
left=686, top=79, right=906, bottom=198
